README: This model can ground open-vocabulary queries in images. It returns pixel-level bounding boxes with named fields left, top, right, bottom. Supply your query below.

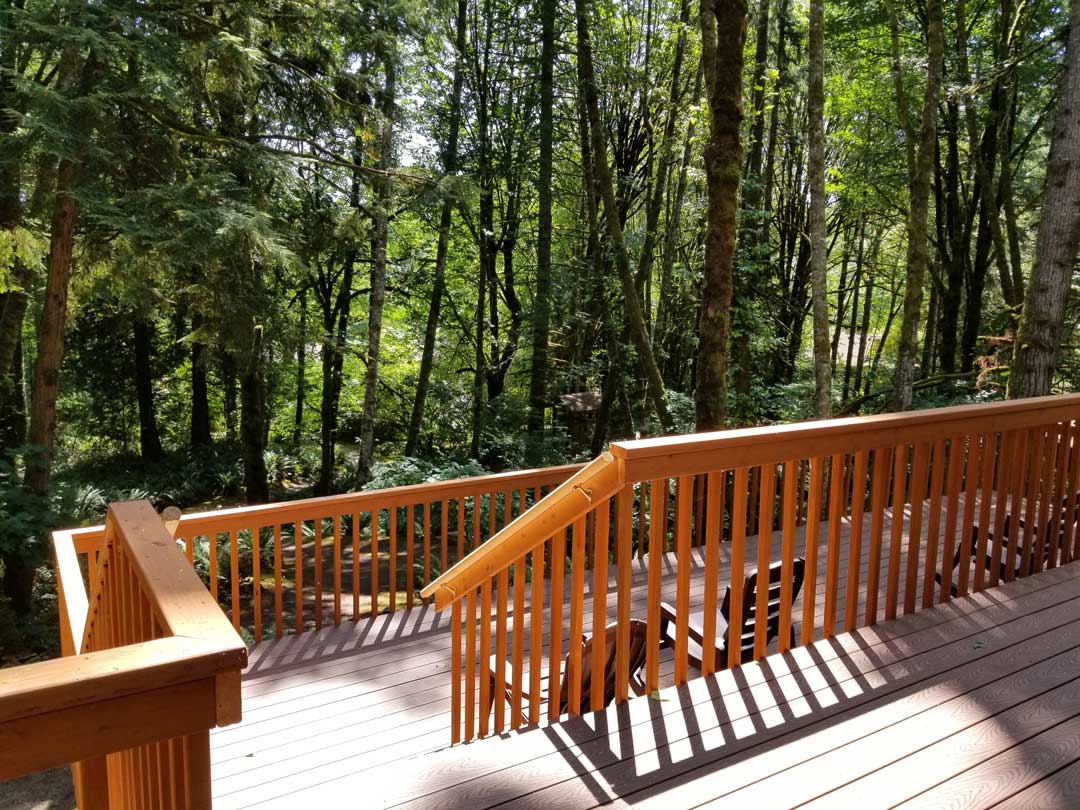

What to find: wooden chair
left=659, top=558, right=807, bottom=672
left=937, top=490, right=1080, bottom=595
left=489, top=619, right=650, bottom=723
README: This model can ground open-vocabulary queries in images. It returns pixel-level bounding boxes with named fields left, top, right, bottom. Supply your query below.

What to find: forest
left=1, top=0, right=1079, bottom=658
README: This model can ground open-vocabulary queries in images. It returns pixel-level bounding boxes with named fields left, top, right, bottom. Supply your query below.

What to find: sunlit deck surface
left=210, top=501, right=1080, bottom=809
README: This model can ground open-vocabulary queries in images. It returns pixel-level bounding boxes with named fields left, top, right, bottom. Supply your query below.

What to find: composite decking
left=210, top=501, right=1080, bottom=809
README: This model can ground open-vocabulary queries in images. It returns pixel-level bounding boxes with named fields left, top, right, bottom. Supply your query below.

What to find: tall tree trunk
left=240, top=329, right=269, bottom=504
left=808, top=0, right=831, bottom=418
left=360, top=54, right=395, bottom=481
left=190, top=314, right=212, bottom=447
left=842, top=219, right=865, bottom=401
left=133, top=317, right=163, bottom=460
left=0, top=335, right=25, bottom=452
left=852, top=250, right=874, bottom=400
left=576, top=0, right=672, bottom=432
left=695, top=0, right=748, bottom=431
left=222, top=352, right=238, bottom=442
left=1009, top=0, right=1080, bottom=398
left=889, top=0, right=945, bottom=411
left=408, top=0, right=467, bottom=456
left=292, top=290, right=306, bottom=446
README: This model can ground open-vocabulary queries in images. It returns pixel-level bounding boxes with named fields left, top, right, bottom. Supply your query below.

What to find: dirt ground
left=0, top=769, right=74, bottom=810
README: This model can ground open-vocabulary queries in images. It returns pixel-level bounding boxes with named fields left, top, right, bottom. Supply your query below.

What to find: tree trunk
left=890, top=0, right=945, bottom=411
left=240, top=331, right=269, bottom=504
left=576, top=0, right=672, bottom=432
left=222, top=352, right=238, bottom=442
left=133, top=317, right=163, bottom=460
left=1009, top=0, right=1080, bottom=398
left=808, top=0, right=831, bottom=418
left=852, top=254, right=874, bottom=400
left=408, top=0, right=467, bottom=456
left=0, top=334, right=25, bottom=452
left=190, top=314, right=212, bottom=447
left=292, top=290, right=306, bottom=446
left=695, top=0, right=748, bottom=431
left=359, top=54, right=395, bottom=481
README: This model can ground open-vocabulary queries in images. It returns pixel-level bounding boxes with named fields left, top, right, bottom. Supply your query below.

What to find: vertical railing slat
left=729, top=468, right=749, bottom=665
left=702, top=471, right=723, bottom=674
left=921, top=439, right=946, bottom=609
left=903, top=441, right=929, bottom=615
left=885, top=444, right=908, bottom=621
left=567, top=516, right=586, bottom=714
left=800, top=459, right=824, bottom=646
left=547, top=529, right=566, bottom=722
left=779, top=461, right=798, bottom=647
left=529, top=540, right=545, bottom=724
left=823, top=455, right=844, bottom=638
left=844, top=450, right=868, bottom=632
left=493, top=568, right=508, bottom=733
left=754, top=464, right=776, bottom=658
left=674, top=475, right=693, bottom=682
left=615, top=484, right=633, bottom=701
left=938, top=435, right=966, bottom=603
left=510, top=553, right=526, bottom=729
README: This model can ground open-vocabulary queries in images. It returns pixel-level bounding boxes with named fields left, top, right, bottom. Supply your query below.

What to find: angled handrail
left=421, top=452, right=622, bottom=610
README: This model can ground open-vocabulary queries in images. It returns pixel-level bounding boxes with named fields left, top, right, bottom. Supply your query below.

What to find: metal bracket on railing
left=573, top=484, right=594, bottom=503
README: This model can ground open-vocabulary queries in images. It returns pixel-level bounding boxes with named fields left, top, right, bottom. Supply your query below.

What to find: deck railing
left=64, top=464, right=580, bottom=643
left=3, top=500, right=247, bottom=808
left=422, top=395, right=1080, bottom=743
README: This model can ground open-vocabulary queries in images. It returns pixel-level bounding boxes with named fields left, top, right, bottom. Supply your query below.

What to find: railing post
left=72, top=756, right=109, bottom=809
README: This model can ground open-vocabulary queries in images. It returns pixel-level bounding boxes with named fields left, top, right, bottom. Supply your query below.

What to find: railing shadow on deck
left=514, top=577, right=1077, bottom=808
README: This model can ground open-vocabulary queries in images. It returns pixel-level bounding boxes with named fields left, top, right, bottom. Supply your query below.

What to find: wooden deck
left=210, top=503, right=1080, bottom=809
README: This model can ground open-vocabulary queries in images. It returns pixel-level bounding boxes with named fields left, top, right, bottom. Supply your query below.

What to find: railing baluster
left=922, top=440, right=946, bottom=609
left=674, top=475, right=693, bottom=681
left=801, top=458, right=824, bottom=645
left=510, top=552, right=525, bottom=729
left=1026, top=426, right=1050, bottom=576
left=779, top=461, right=798, bottom=646
left=702, top=471, right=723, bottom=673
left=1068, top=421, right=1080, bottom=562
left=370, top=510, right=380, bottom=617
left=351, top=512, right=360, bottom=621
left=253, top=526, right=262, bottom=642
left=451, top=598, right=462, bottom=745
left=567, top=516, right=586, bottom=714
left=974, top=433, right=997, bottom=591
left=274, top=524, right=283, bottom=637
left=547, top=528, right=565, bottom=722
left=991, top=430, right=1019, bottom=586
left=904, top=441, right=930, bottom=615
left=494, top=568, right=508, bottom=733
left=423, top=502, right=432, bottom=599
left=754, top=464, right=776, bottom=658
left=844, top=450, right=868, bottom=632
left=729, top=468, right=749, bottom=665
left=824, top=455, right=844, bottom=638
left=645, top=478, right=666, bottom=689
left=294, top=521, right=304, bottom=634
left=389, top=506, right=398, bottom=613
left=590, top=500, right=610, bottom=713
left=314, top=517, right=323, bottom=630
left=885, top=444, right=908, bottom=620
left=333, top=513, right=342, bottom=624
left=464, top=588, right=476, bottom=742
left=208, top=532, right=218, bottom=602
left=529, top=540, right=545, bottom=724
left=938, top=436, right=965, bottom=603
left=1046, top=424, right=1067, bottom=569
left=615, top=484, right=633, bottom=699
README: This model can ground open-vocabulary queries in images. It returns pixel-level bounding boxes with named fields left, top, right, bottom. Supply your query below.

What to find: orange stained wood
left=921, top=439, right=946, bottom=609
left=351, top=512, right=360, bottom=621
left=780, top=461, right=798, bottom=646
left=313, top=516, right=323, bottom=631
left=844, top=450, right=868, bottom=631
left=389, top=507, right=398, bottom=613
left=646, top=478, right=666, bottom=690
left=547, top=527, right=566, bottom=723
left=494, top=568, right=508, bottom=733
left=510, top=553, right=526, bottom=729
left=991, top=430, right=1019, bottom=586
left=701, top=470, right=723, bottom=674
left=567, top=516, right=587, bottom=714
left=885, top=444, right=908, bottom=620
left=273, top=524, right=283, bottom=638
left=729, top=467, right=749, bottom=666
left=938, top=436, right=966, bottom=602
left=674, top=476, right=693, bottom=682
left=333, top=513, right=342, bottom=625
left=478, top=578, right=492, bottom=737
left=252, top=527, right=261, bottom=643
left=823, top=455, right=844, bottom=638
left=754, top=464, right=777, bottom=658
left=529, top=540, right=545, bottom=724
left=614, top=483, right=633, bottom=700
left=464, top=588, right=476, bottom=742
left=800, top=459, right=823, bottom=646
left=590, top=500, right=610, bottom=713
left=293, top=521, right=304, bottom=635
left=904, top=441, right=930, bottom=615
left=973, top=433, right=996, bottom=591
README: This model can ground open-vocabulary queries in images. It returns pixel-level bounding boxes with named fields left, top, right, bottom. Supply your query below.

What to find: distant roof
left=560, top=390, right=602, bottom=413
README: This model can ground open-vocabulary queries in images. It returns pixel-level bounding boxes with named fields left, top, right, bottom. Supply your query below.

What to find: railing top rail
left=611, top=394, right=1080, bottom=481
left=421, top=453, right=621, bottom=610
left=64, top=462, right=584, bottom=543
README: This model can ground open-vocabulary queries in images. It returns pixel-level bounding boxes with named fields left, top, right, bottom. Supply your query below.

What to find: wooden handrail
left=421, top=453, right=621, bottom=610
left=2, top=500, right=249, bottom=803
left=612, top=395, right=1080, bottom=480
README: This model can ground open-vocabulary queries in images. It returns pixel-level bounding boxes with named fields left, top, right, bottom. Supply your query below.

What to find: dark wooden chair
left=489, top=618, right=650, bottom=723
left=937, top=490, right=1080, bottom=595
left=659, top=558, right=807, bottom=672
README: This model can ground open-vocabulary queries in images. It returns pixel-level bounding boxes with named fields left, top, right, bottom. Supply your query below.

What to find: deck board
left=210, top=501, right=1080, bottom=809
